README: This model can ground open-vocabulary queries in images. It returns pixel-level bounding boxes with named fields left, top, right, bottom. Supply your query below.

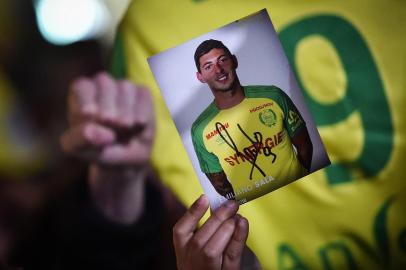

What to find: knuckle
left=136, top=84, right=149, bottom=93
left=215, top=204, right=238, bottom=219
left=100, top=84, right=116, bottom=97
left=94, top=71, right=111, bottom=82
left=70, top=77, right=91, bottom=92
left=172, top=224, right=182, bottom=237
left=119, top=80, right=135, bottom=91
left=232, top=231, right=246, bottom=243
left=210, top=211, right=225, bottom=223
left=226, top=247, right=241, bottom=260
left=136, top=85, right=152, bottom=100
left=189, top=237, right=204, bottom=251
left=202, top=247, right=218, bottom=260
left=223, top=219, right=236, bottom=231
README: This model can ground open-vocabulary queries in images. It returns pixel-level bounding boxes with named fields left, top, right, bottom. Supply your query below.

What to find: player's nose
left=214, top=62, right=224, bottom=73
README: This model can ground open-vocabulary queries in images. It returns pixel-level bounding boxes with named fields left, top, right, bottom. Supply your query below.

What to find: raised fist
left=60, top=72, right=154, bottom=167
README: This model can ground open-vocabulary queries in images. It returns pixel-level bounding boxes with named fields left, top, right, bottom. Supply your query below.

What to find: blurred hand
left=60, top=72, right=154, bottom=166
left=173, top=195, right=249, bottom=270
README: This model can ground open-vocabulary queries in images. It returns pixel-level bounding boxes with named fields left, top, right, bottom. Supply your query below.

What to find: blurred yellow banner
left=112, top=1, right=406, bottom=269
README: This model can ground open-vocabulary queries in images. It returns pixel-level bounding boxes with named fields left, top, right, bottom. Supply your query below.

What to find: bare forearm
left=88, top=164, right=148, bottom=224
left=291, top=127, right=313, bottom=172
left=298, top=146, right=312, bottom=172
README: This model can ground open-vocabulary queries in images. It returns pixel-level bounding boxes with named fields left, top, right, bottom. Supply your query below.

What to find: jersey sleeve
left=277, top=89, right=306, bottom=138
left=191, top=124, right=223, bottom=174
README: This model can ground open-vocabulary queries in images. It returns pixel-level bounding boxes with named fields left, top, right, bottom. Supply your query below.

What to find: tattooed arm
left=291, top=127, right=313, bottom=172
left=205, top=171, right=235, bottom=199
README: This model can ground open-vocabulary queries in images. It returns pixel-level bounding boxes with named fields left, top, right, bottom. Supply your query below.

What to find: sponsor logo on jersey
left=287, top=110, right=303, bottom=132
left=215, top=135, right=225, bottom=145
left=259, top=109, right=277, bottom=127
left=249, top=102, right=273, bottom=113
left=205, top=122, right=229, bottom=140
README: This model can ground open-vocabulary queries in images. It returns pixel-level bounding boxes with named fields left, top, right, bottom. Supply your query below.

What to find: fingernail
left=194, top=194, right=207, bottom=207
left=238, top=216, right=248, bottom=227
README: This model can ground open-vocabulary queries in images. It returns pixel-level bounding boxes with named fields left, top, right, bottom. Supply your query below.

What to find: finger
left=117, top=80, right=136, bottom=127
left=95, top=72, right=118, bottom=123
left=191, top=200, right=238, bottom=249
left=68, top=77, right=98, bottom=124
left=173, top=195, right=209, bottom=249
left=133, top=86, right=154, bottom=126
left=60, top=122, right=115, bottom=157
left=98, top=139, right=151, bottom=165
left=222, top=215, right=249, bottom=270
left=201, top=218, right=236, bottom=264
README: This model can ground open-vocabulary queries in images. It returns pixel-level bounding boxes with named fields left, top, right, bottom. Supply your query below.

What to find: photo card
left=148, top=9, right=330, bottom=209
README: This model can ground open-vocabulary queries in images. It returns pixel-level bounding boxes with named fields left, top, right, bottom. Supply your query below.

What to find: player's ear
left=232, top=55, right=238, bottom=69
left=196, top=71, right=206, bottom=83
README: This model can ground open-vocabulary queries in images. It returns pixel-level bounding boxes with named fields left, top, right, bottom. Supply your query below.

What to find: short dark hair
left=194, top=39, right=232, bottom=72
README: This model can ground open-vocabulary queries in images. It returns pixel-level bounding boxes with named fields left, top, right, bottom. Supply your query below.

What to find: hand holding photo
left=149, top=9, right=330, bottom=209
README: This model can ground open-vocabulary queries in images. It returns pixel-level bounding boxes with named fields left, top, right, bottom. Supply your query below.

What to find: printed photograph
left=148, top=9, right=330, bottom=209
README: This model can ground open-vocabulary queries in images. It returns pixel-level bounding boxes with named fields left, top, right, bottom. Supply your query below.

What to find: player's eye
left=219, top=56, right=229, bottom=64
left=204, top=64, right=213, bottom=71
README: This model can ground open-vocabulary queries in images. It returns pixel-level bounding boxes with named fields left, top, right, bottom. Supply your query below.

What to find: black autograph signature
left=215, top=122, right=276, bottom=180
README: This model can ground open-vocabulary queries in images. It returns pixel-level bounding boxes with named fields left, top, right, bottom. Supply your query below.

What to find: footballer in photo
left=148, top=9, right=330, bottom=209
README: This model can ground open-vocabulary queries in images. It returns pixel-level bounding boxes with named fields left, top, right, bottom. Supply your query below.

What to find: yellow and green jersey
left=191, top=86, right=306, bottom=202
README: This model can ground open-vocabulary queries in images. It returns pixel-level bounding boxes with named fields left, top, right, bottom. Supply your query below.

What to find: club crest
left=259, top=109, right=277, bottom=127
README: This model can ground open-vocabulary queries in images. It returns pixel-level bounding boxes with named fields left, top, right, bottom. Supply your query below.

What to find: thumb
left=60, top=122, right=115, bottom=156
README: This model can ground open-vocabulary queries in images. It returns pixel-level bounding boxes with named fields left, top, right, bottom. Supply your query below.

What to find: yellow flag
left=0, top=69, right=46, bottom=177
left=111, top=1, right=406, bottom=269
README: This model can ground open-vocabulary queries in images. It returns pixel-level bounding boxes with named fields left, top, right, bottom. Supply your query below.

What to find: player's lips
left=216, top=74, right=229, bottom=82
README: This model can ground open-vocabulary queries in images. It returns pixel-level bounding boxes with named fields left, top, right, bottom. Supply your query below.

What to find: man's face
left=196, top=48, right=238, bottom=92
